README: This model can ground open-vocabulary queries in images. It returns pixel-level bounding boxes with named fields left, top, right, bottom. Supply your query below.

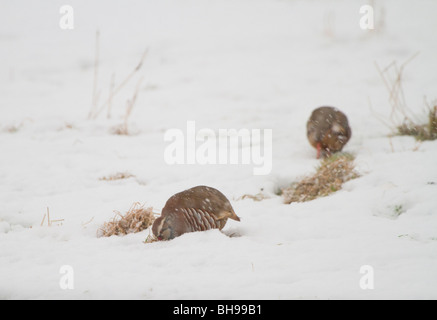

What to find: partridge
left=307, top=106, right=351, bottom=159
left=152, top=185, right=240, bottom=240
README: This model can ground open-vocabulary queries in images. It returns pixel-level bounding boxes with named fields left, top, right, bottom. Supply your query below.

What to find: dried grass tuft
left=98, top=203, right=155, bottom=237
left=6, top=125, right=20, bottom=133
left=144, top=233, right=159, bottom=243
left=374, top=54, right=437, bottom=141
left=236, top=189, right=269, bottom=202
left=396, top=105, right=437, bottom=141
left=99, top=172, right=134, bottom=181
left=282, top=153, right=359, bottom=204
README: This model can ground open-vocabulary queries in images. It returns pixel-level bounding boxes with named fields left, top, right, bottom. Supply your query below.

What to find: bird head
left=323, top=122, right=351, bottom=153
left=152, top=216, right=175, bottom=240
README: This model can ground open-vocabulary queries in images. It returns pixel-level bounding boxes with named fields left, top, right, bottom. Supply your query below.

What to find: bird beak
left=316, top=142, right=322, bottom=159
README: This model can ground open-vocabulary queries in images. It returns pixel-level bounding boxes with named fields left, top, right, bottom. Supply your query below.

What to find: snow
left=1, top=0, right=437, bottom=299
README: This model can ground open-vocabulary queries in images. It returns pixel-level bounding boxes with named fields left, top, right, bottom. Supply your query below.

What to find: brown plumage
left=307, top=106, right=352, bottom=159
left=152, top=185, right=240, bottom=240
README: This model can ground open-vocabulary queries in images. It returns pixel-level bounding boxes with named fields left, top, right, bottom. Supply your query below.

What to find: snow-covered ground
left=1, top=0, right=437, bottom=299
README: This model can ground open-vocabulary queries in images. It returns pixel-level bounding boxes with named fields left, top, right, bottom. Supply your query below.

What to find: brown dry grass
left=236, top=189, right=270, bottom=202
left=40, top=207, right=64, bottom=227
left=144, top=233, right=159, bottom=243
left=374, top=54, right=437, bottom=141
left=99, top=172, right=134, bottom=181
left=282, top=153, right=359, bottom=204
left=98, top=202, right=155, bottom=237
left=397, top=105, right=437, bottom=141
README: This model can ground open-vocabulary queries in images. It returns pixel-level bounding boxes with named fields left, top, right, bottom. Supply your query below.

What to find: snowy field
left=1, top=0, right=437, bottom=299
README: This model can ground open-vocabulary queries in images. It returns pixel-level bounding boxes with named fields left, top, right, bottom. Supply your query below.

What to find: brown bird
left=152, top=185, right=240, bottom=240
left=307, top=106, right=351, bottom=159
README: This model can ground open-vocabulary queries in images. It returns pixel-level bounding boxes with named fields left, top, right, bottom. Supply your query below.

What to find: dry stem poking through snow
left=40, top=207, right=64, bottom=227
left=111, top=76, right=144, bottom=135
left=98, top=203, right=155, bottom=237
left=374, top=54, right=437, bottom=141
left=87, top=29, right=148, bottom=121
left=282, top=153, right=359, bottom=204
